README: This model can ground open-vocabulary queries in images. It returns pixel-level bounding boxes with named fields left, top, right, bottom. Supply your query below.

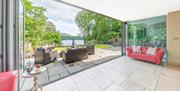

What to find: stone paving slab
left=37, top=55, right=121, bottom=86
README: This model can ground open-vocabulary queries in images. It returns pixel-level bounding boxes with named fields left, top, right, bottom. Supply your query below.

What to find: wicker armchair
left=35, top=49, right=57, bottom=65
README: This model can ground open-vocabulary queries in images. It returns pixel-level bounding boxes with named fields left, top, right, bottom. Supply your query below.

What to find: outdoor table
left=22, top=67, right=49, bottom=91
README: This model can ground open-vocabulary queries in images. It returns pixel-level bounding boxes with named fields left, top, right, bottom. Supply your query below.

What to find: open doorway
left=21, top=0, right=124, bottom=89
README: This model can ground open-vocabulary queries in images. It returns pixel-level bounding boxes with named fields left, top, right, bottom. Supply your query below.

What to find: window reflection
left=128, top=16, right=166, bottom=47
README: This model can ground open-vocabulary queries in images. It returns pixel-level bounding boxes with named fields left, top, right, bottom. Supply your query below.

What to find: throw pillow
left=132, top=46, right=141, bottom=53
left=146, top=47, right=157, bottom=55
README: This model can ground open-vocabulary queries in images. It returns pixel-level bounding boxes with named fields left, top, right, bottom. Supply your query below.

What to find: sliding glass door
left=128, top=16, right=166, bottom=47
left=0, top=0, right=2, bottom=72
left=19, top=0, right=25, bottom=88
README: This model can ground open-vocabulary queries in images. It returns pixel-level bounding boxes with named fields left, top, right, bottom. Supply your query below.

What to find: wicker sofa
left=62, top=48, right=88, bottom=63
left=35, top=48, right=57, bottom=65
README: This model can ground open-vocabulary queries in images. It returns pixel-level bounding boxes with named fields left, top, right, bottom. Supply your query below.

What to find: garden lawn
left=54, top=46, right=68, bottom=51
left=95, top=44, right=111, bottom=49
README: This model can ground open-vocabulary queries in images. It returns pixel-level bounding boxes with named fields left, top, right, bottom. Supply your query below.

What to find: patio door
left=0, top=0, right=2, bottom=72
left=18, top=0, right=25, bottom=88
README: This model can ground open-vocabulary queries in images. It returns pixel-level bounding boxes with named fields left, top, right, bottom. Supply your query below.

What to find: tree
left=45, top=21, right=56, bottom=32
left=75, top=11, right=95, bottom=42
left=24, top=0, right=62, bottom=48
left=25, top=0, right=47, bottom=47
left=43, top=31, right=61, bottom=45
left=75, top=10, right=122, bottom=44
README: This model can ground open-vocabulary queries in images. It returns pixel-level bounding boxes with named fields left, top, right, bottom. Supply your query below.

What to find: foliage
left=128, top=24, right=147, bottom=46
left=45, top=21, right=56, bottom=32
left=95, top=44, right=111, bottom=49
left=128, top=24, right=147, bottom=40
left=25, top=0, right=46, bottom=47
left=150, top=22, right=166, bottom=47
left=24, top=0, right=62, bottom=48
left=43, top=31, right=61, bottom=45
left=75, top=10, right=122, bottom=44
left=86, top=39, right=97, bottom=46
left=128, top=21, right=166, bottom=47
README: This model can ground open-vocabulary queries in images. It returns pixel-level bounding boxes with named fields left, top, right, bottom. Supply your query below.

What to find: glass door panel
left=19, top=0, right=25, bottom=88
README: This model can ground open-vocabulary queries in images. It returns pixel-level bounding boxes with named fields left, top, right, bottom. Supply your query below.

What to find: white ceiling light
left=55, top=0, right=180, bottom=21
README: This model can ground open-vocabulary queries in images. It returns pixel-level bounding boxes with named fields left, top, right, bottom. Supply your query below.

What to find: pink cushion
left=132, top=46, right=142, bottom=53
left=146, top=47, right=157, bottom=55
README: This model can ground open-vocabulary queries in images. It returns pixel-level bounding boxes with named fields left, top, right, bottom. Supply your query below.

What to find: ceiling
left=56, top=0, right=180, bottom=21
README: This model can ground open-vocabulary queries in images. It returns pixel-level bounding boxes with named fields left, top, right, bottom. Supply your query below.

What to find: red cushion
left=141, top=47, right=148, bottom=54
left=129, top=53, right=143, bottom=60
left=156, top=48, right=161, bottom=53
left=126, top=47, right=133, bottom=54
left=0, top=71, right=17, bottom=91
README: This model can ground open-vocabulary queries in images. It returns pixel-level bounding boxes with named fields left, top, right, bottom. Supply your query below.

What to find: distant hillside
left=61, top=33, right=83, bottom=40
left=61, top=33, right=72, bottom=36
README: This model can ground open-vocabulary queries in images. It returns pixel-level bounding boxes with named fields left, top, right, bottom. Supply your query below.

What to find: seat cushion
left=129, top=53, right=143, bottom=58
left=141, top=54, right=157, bottom=62
left=129, top=53, right=157, bottom=63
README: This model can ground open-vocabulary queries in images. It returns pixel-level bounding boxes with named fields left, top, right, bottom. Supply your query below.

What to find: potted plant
left=86, top=40, right=96, bottom=55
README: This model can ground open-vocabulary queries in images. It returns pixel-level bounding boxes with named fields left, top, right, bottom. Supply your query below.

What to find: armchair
left=35, top=50, right=57, bottom=65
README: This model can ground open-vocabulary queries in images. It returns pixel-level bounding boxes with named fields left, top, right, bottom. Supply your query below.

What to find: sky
left=32, top=0, right=82, bottom=36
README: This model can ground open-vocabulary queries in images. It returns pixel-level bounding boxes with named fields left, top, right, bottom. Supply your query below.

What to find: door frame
left=0, top=0, right=2, bottom=72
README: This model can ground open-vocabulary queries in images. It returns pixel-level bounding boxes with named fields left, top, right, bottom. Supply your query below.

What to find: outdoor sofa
left=62, top=48, right=88, bottom=63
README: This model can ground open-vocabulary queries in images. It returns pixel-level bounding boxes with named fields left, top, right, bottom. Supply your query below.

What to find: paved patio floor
left=21, top=48, right=121, bottom=90
left=42, top=56, right=180, bottom=91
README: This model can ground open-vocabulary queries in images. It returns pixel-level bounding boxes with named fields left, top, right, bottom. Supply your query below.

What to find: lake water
left=61, top=40, right=84, bottom=46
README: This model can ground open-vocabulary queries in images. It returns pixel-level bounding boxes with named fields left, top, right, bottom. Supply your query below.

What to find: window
left=128, top=16, right=166, bottom=47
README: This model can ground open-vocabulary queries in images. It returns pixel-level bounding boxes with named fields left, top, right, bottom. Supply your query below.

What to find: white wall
left=167, top=10, right=180, bottom=65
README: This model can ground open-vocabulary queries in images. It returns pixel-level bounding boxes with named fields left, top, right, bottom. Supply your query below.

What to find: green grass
left=54, top=47, right=68, bottom=51
left=54, top=44, right=110, bottom=51
left=95, top=44, right=111, bottom=49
